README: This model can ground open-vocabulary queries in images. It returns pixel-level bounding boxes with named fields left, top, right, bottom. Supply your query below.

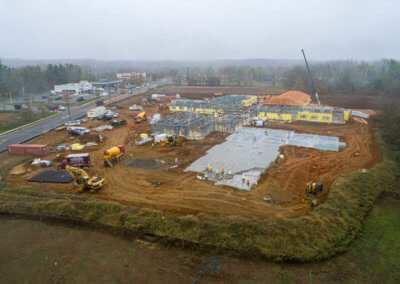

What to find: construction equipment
left=65, top=166, right=104, bottom=193
left=109, top=119, right=127, bottom=127
left=305, top=180, right=324, bottom=195
left=135, top=111, right=146, bottom=123
left=103, top=145, right=126, bottom=167
left=301, top=49, right=321, bottom=107
left=161, top=135, right=182, bottom=147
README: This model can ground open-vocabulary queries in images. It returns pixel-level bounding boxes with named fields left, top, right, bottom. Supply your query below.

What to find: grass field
left=0, top=194, right=399, bottom=282
left=0, top=110, right=55, bottom=134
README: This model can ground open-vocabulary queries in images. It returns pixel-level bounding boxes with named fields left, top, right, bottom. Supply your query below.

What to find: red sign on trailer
left=8, top=144, right=50, bottom=156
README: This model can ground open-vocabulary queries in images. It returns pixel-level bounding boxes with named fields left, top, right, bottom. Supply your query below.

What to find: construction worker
left=242, top=175, right=245, bottom=184
left=246, top=179, right=250, bottom=187
left=151, top=143, right=154, bottom=148
left=306, top=180, right=312, bottom=194
left=311, top=182, right=317, bottom=194
left=215, top=169, right=219, bottom=178
left=221, top=168, right=225, bottom=176
left=207, top=164, right=212, bottom=172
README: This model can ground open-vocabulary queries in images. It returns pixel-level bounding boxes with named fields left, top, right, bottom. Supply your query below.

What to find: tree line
left=0, top=61, right=97, bottom=97
left=282, top=59, right=400, bottom=97
left=169, top=59, right=400, bottom=97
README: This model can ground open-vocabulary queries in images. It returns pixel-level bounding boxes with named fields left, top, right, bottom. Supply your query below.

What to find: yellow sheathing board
left=267, top=113, right=279, bottom=119
left=344, top=111, right=350, bottom=121
left=281, top=113, right=292, bottom=121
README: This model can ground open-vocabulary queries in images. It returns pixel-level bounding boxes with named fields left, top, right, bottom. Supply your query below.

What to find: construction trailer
left=251, top=105, right=350, bottom=124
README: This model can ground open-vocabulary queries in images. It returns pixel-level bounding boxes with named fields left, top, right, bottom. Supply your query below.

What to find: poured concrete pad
left=185, top=128, right=280, bottom=174
left=185, top=127, right=344, bottom=190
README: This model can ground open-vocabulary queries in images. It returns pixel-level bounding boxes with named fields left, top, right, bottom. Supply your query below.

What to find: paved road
left=0, top=85, right=154, bottom=152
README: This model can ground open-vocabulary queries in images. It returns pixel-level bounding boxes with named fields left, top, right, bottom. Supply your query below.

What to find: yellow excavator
left=65, top=166, right=105, bottom=193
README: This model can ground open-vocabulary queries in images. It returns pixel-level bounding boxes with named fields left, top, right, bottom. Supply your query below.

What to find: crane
left=65, top=166, right=105, bottom=193
left=301, top=49, right=321, bottom=107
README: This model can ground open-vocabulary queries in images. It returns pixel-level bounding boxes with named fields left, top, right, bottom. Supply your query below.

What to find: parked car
left=58, top=105, right=66, bottom=111
left=54, top=96, right=62, bottom=100
left=41, top=95, right=48, bottom=99
left=68, top=127, right=89, bottom=136
left=65, top=120, right=81, bottom=127
left=77, top=96, right=85, bottom=102
left=96, top=99, right=104, bottom=106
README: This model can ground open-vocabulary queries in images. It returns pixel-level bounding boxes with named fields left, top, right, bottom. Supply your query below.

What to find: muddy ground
left=4, top=87, right=381, bottom=218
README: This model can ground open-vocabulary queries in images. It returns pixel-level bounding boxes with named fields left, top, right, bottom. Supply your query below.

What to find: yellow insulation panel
left=344, top=111, right=350, bottom=121
left=267, top=113, right=279, bottom=120
left=281, top=113, right=292, bottom=121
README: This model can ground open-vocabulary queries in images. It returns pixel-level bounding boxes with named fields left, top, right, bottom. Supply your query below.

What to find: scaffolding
left=151, top=112, right=246, bottom=140
left=151, top=112, right=214, bottom=140
left=170, top=95, right=257, bottom=116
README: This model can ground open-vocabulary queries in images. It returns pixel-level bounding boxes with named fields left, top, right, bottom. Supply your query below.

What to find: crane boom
left=301, top=49, right=321, bottom=107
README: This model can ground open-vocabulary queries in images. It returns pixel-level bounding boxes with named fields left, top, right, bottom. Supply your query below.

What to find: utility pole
left=9, top=90, right=12, bottom=104
left=65, top=93, right=72, bottom=121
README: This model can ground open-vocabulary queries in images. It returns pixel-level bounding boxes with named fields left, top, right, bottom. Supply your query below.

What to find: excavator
left=65, top=166, right=105, bottom=193
left=134, top=111, right=146, bottom=124
left=160, top=135, right=182, bottom=147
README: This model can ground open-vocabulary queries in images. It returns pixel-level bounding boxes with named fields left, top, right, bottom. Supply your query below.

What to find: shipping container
left=8, top=144, right=50, bottom=156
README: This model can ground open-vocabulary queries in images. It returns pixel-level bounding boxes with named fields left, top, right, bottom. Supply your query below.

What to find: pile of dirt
left=125, top=158, right=163, bottom=169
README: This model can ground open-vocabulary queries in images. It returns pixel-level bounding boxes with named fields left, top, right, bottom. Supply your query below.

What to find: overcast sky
left=1, top=0, right=399, bottom=61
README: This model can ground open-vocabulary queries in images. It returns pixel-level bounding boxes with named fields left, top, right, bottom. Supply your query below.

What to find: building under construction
left=170, top=94, right=257, bottom=116
left=251, top=105, right=350, bottom=124
left=151, top=112, right=245, bottom=140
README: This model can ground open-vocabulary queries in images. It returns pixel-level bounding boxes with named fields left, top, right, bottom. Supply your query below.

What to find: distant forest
left=1, top=58, right=400, bottom=99
left=179, top=59, right=400, bottom=97
left=0, top=61, right=96, bottom=96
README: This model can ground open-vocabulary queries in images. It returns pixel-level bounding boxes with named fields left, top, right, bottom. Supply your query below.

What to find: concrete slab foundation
left=185, top=127, right=344, bottom=190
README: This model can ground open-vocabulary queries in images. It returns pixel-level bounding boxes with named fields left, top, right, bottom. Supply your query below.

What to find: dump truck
left=65, top=166, right=104, bottom=193
left=58, top=153, right=91, bottom=169
left=135, top=111, right=146, bottom=123
left=103, top=145, right=126, bottom=167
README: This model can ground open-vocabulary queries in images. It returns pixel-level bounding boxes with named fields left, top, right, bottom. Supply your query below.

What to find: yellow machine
left=161, top=135, right=182, bottom=146
left=103, top=145, right=126, bottom=167
left=65, top=166, right=105, bottom=193
left=135, top=111, right=146, bottom=123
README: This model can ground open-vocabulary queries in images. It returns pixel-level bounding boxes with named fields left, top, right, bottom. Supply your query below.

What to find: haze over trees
left=0, top=61, right=96, bottom=97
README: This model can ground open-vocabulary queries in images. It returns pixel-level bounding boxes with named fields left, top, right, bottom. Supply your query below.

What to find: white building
left=87, top=106, right=106, bottom=118
left=116, top=72, right=146, bottom=80
left=54, top=81, right=93, bottom=95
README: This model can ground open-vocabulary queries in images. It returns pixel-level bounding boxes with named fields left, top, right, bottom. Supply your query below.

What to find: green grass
left=0, top=111, right=55, bottom=134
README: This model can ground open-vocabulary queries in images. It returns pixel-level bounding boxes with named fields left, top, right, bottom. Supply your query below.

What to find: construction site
left=3, top=85, right=380, bottom=218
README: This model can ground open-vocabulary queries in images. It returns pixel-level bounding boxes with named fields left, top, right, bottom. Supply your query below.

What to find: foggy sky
left=1, top=0, right=399, bottom=61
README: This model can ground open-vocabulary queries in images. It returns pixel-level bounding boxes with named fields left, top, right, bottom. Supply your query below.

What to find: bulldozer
left=305, top=180, right=324, bottom=195
left=103, top=145, right=126, bottom=167
left=134, top=111, right=146, bottom=124
left=65, top=166, right=104, bottom=193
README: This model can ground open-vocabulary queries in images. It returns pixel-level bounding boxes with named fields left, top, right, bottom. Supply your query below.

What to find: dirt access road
left=6, top=105, right=380, bottom=219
